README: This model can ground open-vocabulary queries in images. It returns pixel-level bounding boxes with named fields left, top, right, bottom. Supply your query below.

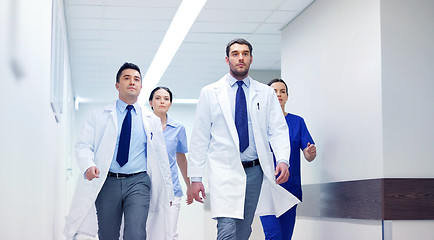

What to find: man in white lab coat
left=188, top=39, right=300, bottom=239
left=64, top=62, right=174, bottom=240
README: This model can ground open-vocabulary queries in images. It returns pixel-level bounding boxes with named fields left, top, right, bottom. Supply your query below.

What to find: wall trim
left=298, top=178, right=434, bottom=220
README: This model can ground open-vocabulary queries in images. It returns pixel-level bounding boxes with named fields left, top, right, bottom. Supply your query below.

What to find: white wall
left=0, top=0, right=73, bottom=239
left=380, top=0, right=434, bottom=178
left=280, top=0, right=434, bottom=239
left=294, top=218, right=382, bottom=240
left=249, top=69, right=281, bottom=84
left=282, top=0, right=384, bottom=184
left=380, top=0, right=434, bottom=237
left=387, top=220, right=434, bottom=240
left=281, top=0, right=384, bottom=238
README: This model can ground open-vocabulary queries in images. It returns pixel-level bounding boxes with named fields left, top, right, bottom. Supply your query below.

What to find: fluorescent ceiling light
left=139, top=0, right=207, bottom=104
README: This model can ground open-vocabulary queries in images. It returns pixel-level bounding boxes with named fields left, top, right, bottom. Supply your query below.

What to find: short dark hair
left=267, top=78, right=288, bottom=93
left=226, top=38, right=253, bottom=57
left=116, top=62, right=141, bottom=83
left=149, top=86, right=173, bottom=102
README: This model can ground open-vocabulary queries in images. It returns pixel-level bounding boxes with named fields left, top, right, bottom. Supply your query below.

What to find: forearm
left=75, top=112, right=98, bottom=174
left=176, top=152, right=191, bottom=187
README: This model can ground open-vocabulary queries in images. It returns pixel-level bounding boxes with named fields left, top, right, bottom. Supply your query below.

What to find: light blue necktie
left=235, top=81, right=249, bottom=152
left=116, top=105, right=133, bottom=167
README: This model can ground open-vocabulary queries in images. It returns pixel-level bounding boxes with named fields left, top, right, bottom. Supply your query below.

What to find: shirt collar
left=116, top=99, right=139, bottom=114
left=227, top=74, right=251, bottom=88
left=166, top=115, right=176, bottom=128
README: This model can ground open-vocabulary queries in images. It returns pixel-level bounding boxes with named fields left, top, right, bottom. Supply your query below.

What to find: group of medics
left=64, top=38, right=317, bottom=240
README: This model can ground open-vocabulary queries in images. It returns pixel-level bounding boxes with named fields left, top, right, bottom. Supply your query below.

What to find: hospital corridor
left=1, top=0, right=433, bottom=239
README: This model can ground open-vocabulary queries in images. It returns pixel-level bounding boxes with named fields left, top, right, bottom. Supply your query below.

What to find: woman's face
left=270, top=82, right=288, bottom=107
left=149, top=89, right=172, bottom=115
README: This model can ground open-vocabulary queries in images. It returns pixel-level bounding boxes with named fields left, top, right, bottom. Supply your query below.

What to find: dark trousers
left=95, top=172, right=151, bottom=240
left=260, top=204, right=298, bottom=240
left=216, top=165, right=263, bottom=240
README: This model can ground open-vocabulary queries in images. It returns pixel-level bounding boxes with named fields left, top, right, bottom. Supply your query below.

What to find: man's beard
left=230, top=66, right=249, bottom=78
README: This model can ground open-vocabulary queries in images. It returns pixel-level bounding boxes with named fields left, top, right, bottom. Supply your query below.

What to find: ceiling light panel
left=197, top=9, right=272, bottom=22
left=204, top=0, right=284, bottom=10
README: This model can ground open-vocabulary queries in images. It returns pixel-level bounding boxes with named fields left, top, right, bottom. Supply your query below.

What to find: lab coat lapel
left=249, top=80, right=259, bottom=113
left=140, top=106, right=174, bottom=240
left=98, top=102, right=118, bottom=174
left=216, top=75, right=239, bottom=147
left=140, top=107, right=155, bottom=155
left=248, top=81, right=264, bottom=153
left=106, top=102, right=118, bottom=131
left=141, top=107, right=152, bottom=139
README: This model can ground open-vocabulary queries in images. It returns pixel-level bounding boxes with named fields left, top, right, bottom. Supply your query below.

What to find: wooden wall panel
left=383, top=179, right=434, bottom=220
left=297, top=178, right=434, bottom=220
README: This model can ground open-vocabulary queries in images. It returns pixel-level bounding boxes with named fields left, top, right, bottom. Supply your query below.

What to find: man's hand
left=275, top=162, right=289, bottom=184
left=191, top=182, right=206, bottom=203
left=85, top=166, right=100, bottom=181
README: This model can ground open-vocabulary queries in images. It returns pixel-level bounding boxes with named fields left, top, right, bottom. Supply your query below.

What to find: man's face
left=225, top=43, right=252, bottom=79
left=115, top=68, right=142, bottom=100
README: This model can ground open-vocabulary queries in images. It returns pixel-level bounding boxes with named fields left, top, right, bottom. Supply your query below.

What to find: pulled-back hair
left=149, top=86, right=173, bottom=102
left=267, top=78, right=288, bottom=93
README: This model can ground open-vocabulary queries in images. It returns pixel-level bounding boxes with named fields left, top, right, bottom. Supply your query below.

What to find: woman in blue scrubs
left=260, top=79, right=317, bottom=240
left=149, top=86, right=193, bottom=240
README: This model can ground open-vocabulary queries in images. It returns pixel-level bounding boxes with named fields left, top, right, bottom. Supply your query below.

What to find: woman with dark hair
left=149, top=86, right=193, bottom=239
left=260, top=79, right=317, bottom=240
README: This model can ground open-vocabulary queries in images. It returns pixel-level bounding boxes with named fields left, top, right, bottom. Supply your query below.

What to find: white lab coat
left=188, top=74, right=300, bottom=219
left=63, top=101, right=174, bottom=240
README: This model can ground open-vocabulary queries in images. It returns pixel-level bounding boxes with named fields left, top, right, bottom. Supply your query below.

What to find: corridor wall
left=0, top=0, right=74, bottom=239
left=280, top=0, right=434, bottom=239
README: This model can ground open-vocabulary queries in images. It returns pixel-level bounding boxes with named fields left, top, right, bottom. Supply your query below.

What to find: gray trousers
left=216, top=164, right=263, bottom=240
left=95, top=172, right=151, bottom=240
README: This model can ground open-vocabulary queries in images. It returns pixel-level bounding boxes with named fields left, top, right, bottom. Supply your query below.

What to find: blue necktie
left=116, top=105, right=133, bottom=167
left=235, top=81, right=249, bottom=152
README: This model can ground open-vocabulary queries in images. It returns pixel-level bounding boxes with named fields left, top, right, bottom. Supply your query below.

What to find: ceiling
left=65, top=0, right=314, bottom=104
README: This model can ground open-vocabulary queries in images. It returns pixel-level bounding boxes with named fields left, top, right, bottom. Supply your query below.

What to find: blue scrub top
left=277, top=113, right=314, bottom=201
left=164, top=116, right=188, bottom=197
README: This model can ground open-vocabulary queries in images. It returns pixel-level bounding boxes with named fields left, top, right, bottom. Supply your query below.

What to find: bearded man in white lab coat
left=64, top=62, right=174, bottom=240
left=188, top=38, right=300, bottom=240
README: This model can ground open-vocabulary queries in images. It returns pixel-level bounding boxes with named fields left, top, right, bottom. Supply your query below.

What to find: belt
left=242, top=159, right=260, bottom=168
left=108, top=171, right=146, bottom=179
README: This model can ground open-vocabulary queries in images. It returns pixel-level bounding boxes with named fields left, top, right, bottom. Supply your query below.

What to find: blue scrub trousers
left=260, top=204, right=298, bottom=240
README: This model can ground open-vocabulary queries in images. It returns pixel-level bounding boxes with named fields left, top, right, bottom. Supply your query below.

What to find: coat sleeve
left=188, top=87, right=212, bottom=178
left=75, top=110, right=98, bottom=174
left=266, top=88, right=290, bottom=165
